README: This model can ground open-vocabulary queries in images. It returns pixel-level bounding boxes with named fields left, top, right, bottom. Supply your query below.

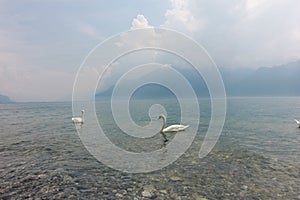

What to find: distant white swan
left=294, top=119, right=300, bottom=128
left=72, top=110, right=84, bottom=124
left=158, top=114, right=189, bottom=133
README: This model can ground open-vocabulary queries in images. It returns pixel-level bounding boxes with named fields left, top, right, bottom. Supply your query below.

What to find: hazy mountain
left=96, top=83, right=180, bottom=100
left=96, top=60, right=300, bottom=98
left=0, top=94, right=14, bottom=104
left=238, top=61, right=300, bottom=96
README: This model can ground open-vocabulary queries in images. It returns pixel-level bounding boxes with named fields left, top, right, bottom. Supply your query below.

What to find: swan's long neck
left=160, top=115, right=166, bottom=133
left=81, top=111, right=85, bottom=123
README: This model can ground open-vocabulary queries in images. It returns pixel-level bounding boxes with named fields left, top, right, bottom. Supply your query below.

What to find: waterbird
left=72, top=110, right=84, bottom=124
left=158, top=114, right=189, bottom=133
left=294, top=119, right=300, bottom=128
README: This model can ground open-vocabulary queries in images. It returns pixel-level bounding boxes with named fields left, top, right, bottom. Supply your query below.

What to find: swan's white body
left=294, top=119, right=300, bottom=128
left=161, top=124, right=190, bottom=132
left=72, top=110, right=84, bottom=124
left=159, top=114, right=189, bottom=133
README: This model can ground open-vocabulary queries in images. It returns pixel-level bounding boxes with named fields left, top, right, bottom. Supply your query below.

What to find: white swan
left=294, top=119, right=300, bottom=128
left=158, top=114, right=189, bottom=133
left=72, top=110, right=84, bottom=123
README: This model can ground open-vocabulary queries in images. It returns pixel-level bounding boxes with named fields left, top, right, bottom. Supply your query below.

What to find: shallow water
left=0, top=97, right=300, bottom=199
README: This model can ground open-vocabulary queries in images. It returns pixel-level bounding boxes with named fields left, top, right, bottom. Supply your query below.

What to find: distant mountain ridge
left=96, top=60, right=300, bottom=98
left=0, top=94, right=14, bottom=104
left=224, top=60, right=300, bottom=96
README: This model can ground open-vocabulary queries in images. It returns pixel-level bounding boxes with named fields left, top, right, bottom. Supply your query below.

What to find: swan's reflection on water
left=74, top=123, right=83, bottom=131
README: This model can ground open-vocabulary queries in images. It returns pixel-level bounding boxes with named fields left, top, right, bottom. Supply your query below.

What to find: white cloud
left=163, top=0, right=201, bottom=34
left=122, top=0, right=300, bottom=70
left=131, top=14, right=153, bottom=29
left=177, top=0, right=300, bottom=68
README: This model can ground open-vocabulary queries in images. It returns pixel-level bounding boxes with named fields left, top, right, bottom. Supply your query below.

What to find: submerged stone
left=170, top=176, right=182, bottom=181
left=142, top=185, right=155, bottom=198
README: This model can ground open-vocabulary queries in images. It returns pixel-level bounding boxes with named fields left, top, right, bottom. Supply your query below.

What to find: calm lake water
left=0, top=97, right=300, bottom=199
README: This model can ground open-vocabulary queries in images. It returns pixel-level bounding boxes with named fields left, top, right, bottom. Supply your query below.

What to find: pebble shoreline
left=1, top=145, right=299, bottom=199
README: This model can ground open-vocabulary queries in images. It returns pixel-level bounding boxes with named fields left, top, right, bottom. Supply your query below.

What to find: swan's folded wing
left=178, top=125, right=189, bottom=131
left=163, top=124, right=181, bottom=132
left=164, top=124, right=189, bottom=132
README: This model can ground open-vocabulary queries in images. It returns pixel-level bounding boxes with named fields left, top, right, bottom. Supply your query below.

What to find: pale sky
left=0, top=0, right=300, bottom=101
